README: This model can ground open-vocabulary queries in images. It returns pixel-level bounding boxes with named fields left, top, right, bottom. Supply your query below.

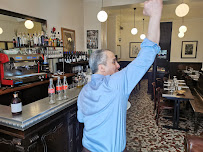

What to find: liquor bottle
left=11, top=92, right=22, bottom=115
left=13, top=36, right=16, bottom=48
left=57, top=32, right=61, bottom=47
left=16, top=33, right=21, bottom=47
left=27, top=33, right=31, bottom=47
left=56, top=76, right=63, bottom=100
left=38, top=32, right=41, bottom=46
left=44, top=33, right=49, bottom=46
left=48, top=78, right=55, bottom=104
left=33, top=32, right=38, bottom=46
left=41, top=31, right=45, bottom=46
left=63, top=76, right=68, bottom=99
left=30, top=34, right=34, bottom=47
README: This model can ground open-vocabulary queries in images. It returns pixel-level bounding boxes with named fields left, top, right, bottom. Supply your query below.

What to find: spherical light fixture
left=24, top=20, right=34, bottom=29
left=140, top=19, right=146, bottom=40
left=131, top=8, right=138, bottom=35
left=131, top=28, right=138, bottom=35
left=0, top=27, right=3, bottom=34
left=97, top=10, right=108, bottom=22
left=140, top=34, right=146, bottom=40
left=179, top=25, right=187, bottom=33
left=97, top=0, right=108, bottom=22
left=175, top=3, right=189, bottom=17
left=178, top=32, right=184, bottom=38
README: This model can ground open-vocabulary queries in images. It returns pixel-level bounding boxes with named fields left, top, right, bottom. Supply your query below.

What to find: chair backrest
left=152, top=82, right=156, bottom=102
left=156, top=87, right=161, bottom=105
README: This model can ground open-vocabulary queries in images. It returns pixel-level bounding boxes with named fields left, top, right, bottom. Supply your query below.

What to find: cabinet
left=0, top=103, right=83, bottom=152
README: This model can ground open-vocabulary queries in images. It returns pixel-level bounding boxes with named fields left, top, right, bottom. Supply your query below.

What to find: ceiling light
left=140, top=34, right=146, bottom=40
left=140, top=18, right=146, bottom=40
left=175, top=3, right=189, bottom=17
left=24, top=20, right=34, bottom=29
left=0, top=27, right=3, bottom=34
left=179, top=25, right=187, bottom=33
left=131, top=8, right=138, bottom=35
left=97, top=0, right=108, bottom=22
left=178, top=32, right=184, bottom=38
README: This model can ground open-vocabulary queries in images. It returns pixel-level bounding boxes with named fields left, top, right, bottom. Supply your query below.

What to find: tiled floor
left=126, top=79, right=203, bottom=152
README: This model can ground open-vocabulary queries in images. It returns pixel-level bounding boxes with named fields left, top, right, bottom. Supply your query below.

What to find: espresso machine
left=0, top=53, right=47, bottom=87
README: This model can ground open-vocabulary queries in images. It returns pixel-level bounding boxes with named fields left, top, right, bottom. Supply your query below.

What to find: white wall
left=170, top=18, right=203, bottom=63
left=0, top=0, right=84, bottom=51
left=83, top=1, right=102, bottom=52
left=109, top=16, right=203, bottom=63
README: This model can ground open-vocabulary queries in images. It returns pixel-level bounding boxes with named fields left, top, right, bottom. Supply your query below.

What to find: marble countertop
left=0, top=87, right=82, bottom=131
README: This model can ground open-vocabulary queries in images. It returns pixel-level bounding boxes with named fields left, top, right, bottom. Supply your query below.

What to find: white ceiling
left=101, top=0, right=203, bottom=23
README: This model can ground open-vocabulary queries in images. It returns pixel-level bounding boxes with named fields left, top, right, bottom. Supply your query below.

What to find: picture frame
left=129, top=42, right=142, bottom=58
left=87, top=30, right=98, bottom=49
left=61, top=28, right=76, bottom=52
left=181, top=41, right=198, bottom=58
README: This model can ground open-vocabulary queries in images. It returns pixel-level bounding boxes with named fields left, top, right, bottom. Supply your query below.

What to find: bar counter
left=0, top=87, right=81, bottom=131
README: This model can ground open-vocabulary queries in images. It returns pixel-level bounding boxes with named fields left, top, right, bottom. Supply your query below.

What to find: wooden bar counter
left=0, top=87, right=83, bottom=152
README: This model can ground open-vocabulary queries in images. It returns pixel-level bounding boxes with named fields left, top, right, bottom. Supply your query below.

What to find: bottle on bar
left=13, top=36, right=16, bottom=48
left=48, top=78, right=55, bottom=104
left=11, top=92, right=22, bottom=115
left=63, top=76, right=68, bottom=99
left=56, top=76, right=63, bottom=100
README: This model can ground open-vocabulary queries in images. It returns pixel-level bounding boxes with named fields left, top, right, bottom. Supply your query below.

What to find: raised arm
left=143, top=0, right=163, bottom=44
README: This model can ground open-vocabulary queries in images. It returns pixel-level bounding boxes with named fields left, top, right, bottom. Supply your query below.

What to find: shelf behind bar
left=0, top=73, right=75, bottom=96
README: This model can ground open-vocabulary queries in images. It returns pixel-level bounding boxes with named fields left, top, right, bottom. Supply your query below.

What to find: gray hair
left=89, top=49, right=109, bottom=74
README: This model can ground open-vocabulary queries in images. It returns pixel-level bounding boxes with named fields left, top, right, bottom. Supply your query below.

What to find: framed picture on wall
left=129, top=42, right=142, bottom=58
left=87, top=30, right=98, bottom=49
left=61, top=28, right=76, bottom=52
left=181, top=41, right=198, bottom=58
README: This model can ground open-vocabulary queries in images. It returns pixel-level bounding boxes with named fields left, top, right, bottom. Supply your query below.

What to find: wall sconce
left=175, top=3, right=189, bottom=17
left=24, top=20, right=34, bottom=29
left=68, top=38, right=72, bottom=42
left=131, top=8, right=138, bottom=35
left=97, top=0, right=108, bottom=22
left=0, top=27, right=3, bottom=34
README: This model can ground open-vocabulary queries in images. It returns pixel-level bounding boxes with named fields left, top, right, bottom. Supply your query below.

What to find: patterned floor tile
left=126, top=80, right=203, bottom=152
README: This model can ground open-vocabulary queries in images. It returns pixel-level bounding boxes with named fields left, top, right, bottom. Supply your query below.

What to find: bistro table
left=162, top=80, right=194, bottom=131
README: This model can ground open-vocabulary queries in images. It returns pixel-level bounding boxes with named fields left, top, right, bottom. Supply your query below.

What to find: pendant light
left=24, top=20, right=34, bottom=29
left=131, top=8, right=138, bottom=35
left=179, top=17, right=187, bottom=33
left=140, top=18, right=146, bottom=40
left=97, top=0, right=108, bottom=22
left=0, top=27, right=3, bottom=34
left=175, top=2, right=189, bottom=17
left=178, top=32, right=184, bottom=38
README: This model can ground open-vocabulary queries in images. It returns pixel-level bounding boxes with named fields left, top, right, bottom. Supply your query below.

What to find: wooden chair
left=156, top=87, right=174, bottom=126
left=185, top=132, right=203, bottom=152
left=152, top=82, right=157, bottom=114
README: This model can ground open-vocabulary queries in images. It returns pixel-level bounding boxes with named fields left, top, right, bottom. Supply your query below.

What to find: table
left=162, top=81, right=194, bottom=131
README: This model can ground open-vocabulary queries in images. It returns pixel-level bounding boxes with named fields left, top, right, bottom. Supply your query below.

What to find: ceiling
left=103, top=0, right=203, bottom=23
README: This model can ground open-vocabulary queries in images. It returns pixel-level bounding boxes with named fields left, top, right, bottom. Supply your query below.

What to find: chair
left=152, top=82, right=157, bottom=114
left=185, top=132, right=203, bottom=152
left=156, top=87, right=174, bottom=126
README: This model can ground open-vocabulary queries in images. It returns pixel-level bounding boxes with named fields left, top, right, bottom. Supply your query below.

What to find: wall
left=170, top=18, right=203, bottom=63
left=108, top=15, right=203, bottom=63
left=0, top=0, right=84, bottom=51
left=83, top=1, right=102, bottom=52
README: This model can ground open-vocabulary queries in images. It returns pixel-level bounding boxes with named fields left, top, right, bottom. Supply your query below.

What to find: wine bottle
left=11, top=92, right=22, bottom=115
